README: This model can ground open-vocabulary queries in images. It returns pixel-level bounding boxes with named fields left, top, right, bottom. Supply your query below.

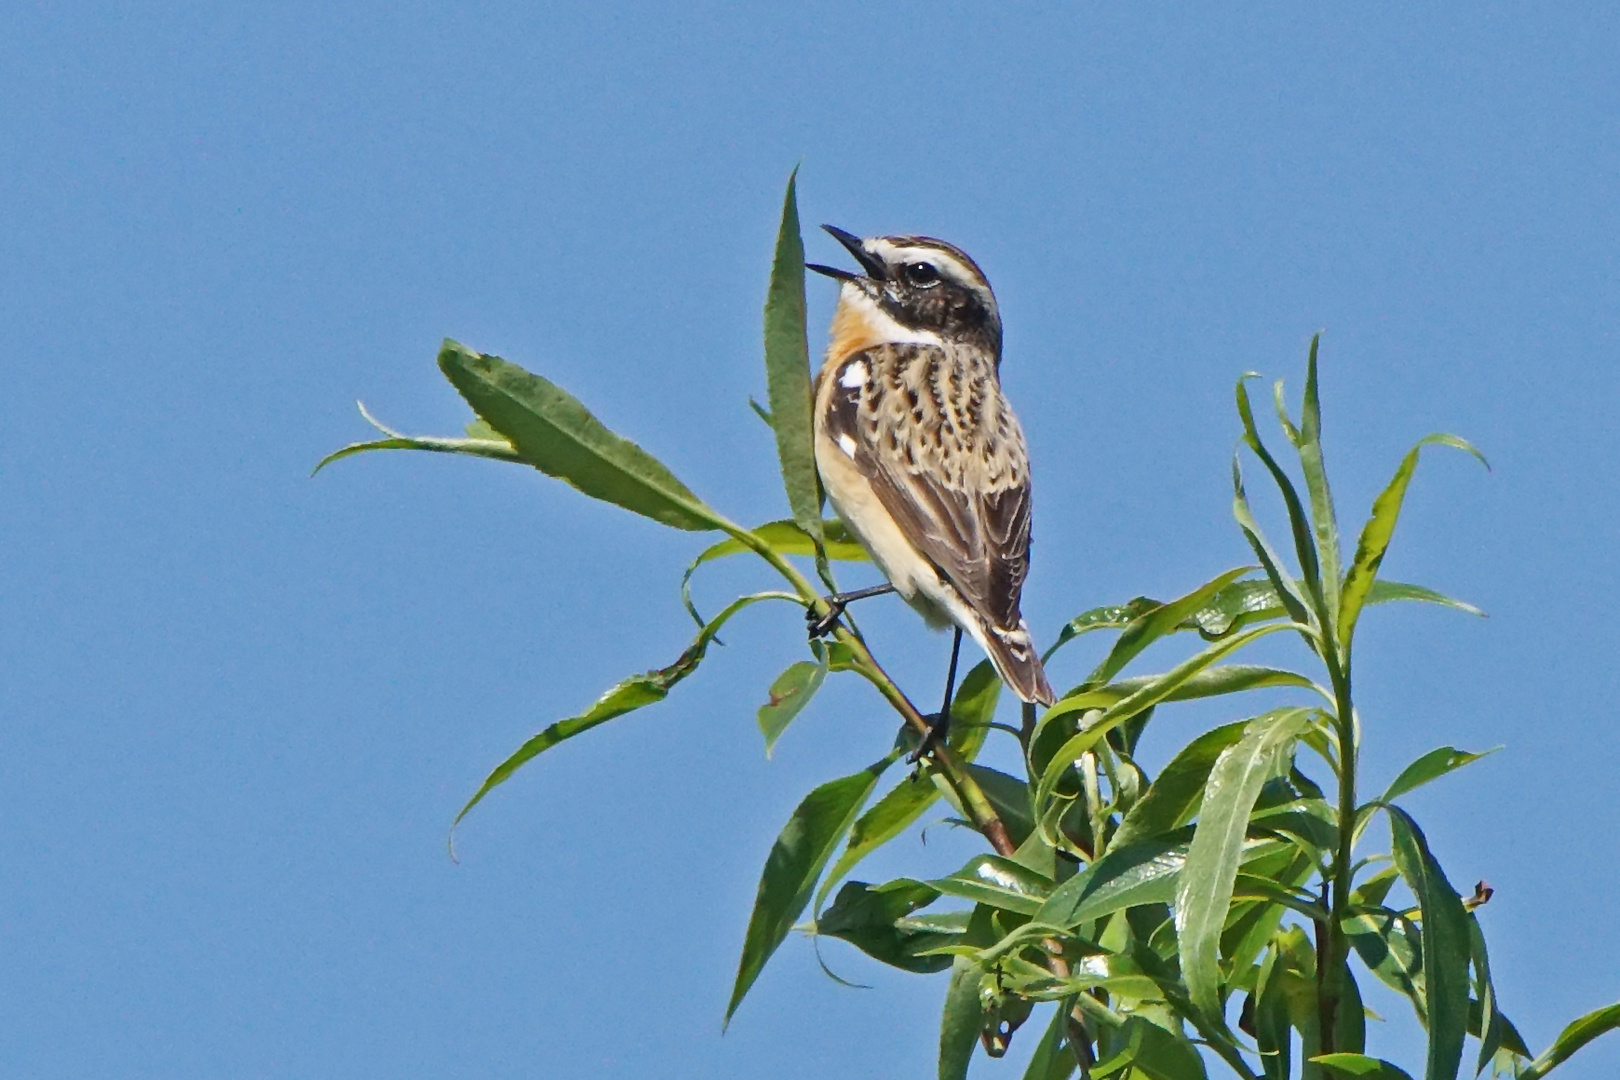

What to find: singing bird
left=806, top=226, right=1055, bottom=737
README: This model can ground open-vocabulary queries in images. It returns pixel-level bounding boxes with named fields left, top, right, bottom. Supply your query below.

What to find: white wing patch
left=837, top=433, right=858, bottom=457
left=839, top=359, right=868, bottom=388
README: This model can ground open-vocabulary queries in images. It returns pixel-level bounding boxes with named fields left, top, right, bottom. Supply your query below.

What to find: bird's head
left=808, top=226, right=1002, bottom=356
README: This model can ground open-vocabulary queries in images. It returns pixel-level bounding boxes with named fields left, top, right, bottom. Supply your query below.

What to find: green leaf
left=1178, top=708, right=1313, bottom=1020
left=726, top=754, right=895, bottom=1025
left=1086, top=568, right=1256, bottom=686
left=1035, top=622, right=1297, bottom=814
left=939, top=903, right=1001, bottom=1080
left=1053, top=666, right=1320, bottom=719
left=450, top=592, right=786, bottom=837
left=1387, top=805, right=1470, bottom=1080
left=1345, top=905, right=1425, bottom=1024
left=929, top=855, right=1054, bottom=917
left=1294, top=335, right=1345, bottom=640
left=1035, top=836, right=1188, bottom=929
left=1021, top=1005, right=1080, bottom=1080
left=313, top=402, right=524, bottom=475
left=940, top=955, right=986, bottom=1080
left=1091, top=1015, right=1208, bottom=1080
left=1274, top=924, right=1326, bottom=1079
left=1338, top=434, right=1488, bottom=649
left=437, top=340, right=724, bottom=531
left=1179, top=578, right=1481, bottom=640
left=1111, top=721, right=1250, bottom=849
left=680, top=518, right=866, bottom=626
left=1468, top=915, right=1506, bottom=1076
left=757, top=653, right=828, bottom=756
left=1253, top=940, right=1293, bottom=1080
left=1312, top=1053, right=1417, bottom=1080
left=814, top=661, right=999, bottom=910
left=1379, top=746, right=1496, bottom=805
left=965, top=765, right=1036, bottom=849
left=1235, top=375, right=1326, bottom=624
left=1045, top=598, right=1159, bottom=661
left=814, top=878, right=953, bottom=974
left=1519, top=1001, right=1620, bottom=1080
left=763, top=169, right=824, bottom=538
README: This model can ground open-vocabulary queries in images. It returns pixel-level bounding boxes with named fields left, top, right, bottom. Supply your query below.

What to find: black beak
left=806, top=262, right=857, bottom=282
left=811, top=224, right=888, bottom=281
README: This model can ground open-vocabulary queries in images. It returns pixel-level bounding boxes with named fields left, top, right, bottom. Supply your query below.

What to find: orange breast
left=826, top=297, right=892, bottom=364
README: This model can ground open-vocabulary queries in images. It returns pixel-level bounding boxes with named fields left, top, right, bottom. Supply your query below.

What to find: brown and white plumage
left=810, top=230, right=1055, bottom=705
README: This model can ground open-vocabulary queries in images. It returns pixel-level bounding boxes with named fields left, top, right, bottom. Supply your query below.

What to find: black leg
left=911, top=627, right=963, bottom=763
left=806, top=583, right=896, bottom=638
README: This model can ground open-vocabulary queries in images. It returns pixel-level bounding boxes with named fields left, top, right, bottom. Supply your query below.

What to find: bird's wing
left=821, top=342, right=1033, bottom=632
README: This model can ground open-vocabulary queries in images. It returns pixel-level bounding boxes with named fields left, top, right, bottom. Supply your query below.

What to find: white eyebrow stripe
left=865, top=241, right=978, bottom=286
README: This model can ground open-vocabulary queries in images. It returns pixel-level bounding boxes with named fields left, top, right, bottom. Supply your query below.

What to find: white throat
left=838, top=284, right=945, bottom=346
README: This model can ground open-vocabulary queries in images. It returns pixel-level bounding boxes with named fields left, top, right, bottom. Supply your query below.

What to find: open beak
left=806, top=224, right=887, bottom=282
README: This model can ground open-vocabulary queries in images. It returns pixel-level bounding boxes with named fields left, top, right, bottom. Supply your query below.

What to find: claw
left=906, top=711, right=951, bottom=764
left=806, top=600, right=845, bottom=639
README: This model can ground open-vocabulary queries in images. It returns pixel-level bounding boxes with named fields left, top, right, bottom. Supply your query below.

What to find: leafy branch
left=320, top=171, right=1620, bottom=1080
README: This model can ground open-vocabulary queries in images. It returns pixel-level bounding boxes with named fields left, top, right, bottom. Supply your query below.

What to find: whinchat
left=806, top=227, right=1055, bottom=715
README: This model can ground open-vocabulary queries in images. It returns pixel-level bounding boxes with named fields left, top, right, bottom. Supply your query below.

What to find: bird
left=805, top=225, right=1056, bottom=744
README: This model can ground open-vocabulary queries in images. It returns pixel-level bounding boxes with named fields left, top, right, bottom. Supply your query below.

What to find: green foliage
left=323, top=172, right=1619, bottom=1079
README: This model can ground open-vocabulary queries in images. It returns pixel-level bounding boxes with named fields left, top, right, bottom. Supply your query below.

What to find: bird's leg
left=806, top=583, right=896, bottom=638
left=910, top=627, right=963, bottom=763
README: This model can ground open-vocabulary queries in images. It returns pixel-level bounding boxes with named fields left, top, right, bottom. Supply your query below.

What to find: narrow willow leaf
left=313, top=402, right=524, bottom=475
left=1468, top=915, right=1506, bottom=1076
left=1338, top=434, right=1489, bottom=648
left=1254, top=942, right=1293, bottom=1080
left=1387, top=805, right=1470, bottom=1080
left=1345, top=905, right=1426, bottom=1023
left=757, top=654, right=828, bottom=756
left=1232, top=452, right=1314, bottom=627
left=726, top=754, right=895, bottom=1025
left=1062, top=665, right=1322, bottom=718
left=1045, top=597, right=1159, bottom=661
left=1111, top=721, right=1250, bottom=849
left=763, top=169, right=824, bottom=538
left=814, top=879, right=952, bottom=974
left=437, top=340, right=724, bottom=531
left=1086, top=567, right=1256, bottom=686
left=1271, top=924, right=1326, bottom=1078
left=1380, top=746, right=1497, bottom=805
left=940, top=955, right=986, bottom=1080
left=1295, top=335, right=1345, bottom=637
left=1035, top=835, right=1188, bottom=929
left=1035, top=622, right=1296, bottom=829
left=1178, top=708, right=1313, bottom=1020
left=1330, top=953, right=1368, bottom=1055
left=679, top=518, right=866, bottom=626
left=1180, top=578, right=1480, bottom=640
left=1235, top=375, right=1327, bottom=621
left=450, top=592, right=786, bottom=836
left=1518, top=1001, right=1620, bottom=1080
left=1020, top=1004, right=1079, bottom=1080
left=1089, top=1015, right=1209, bottom=1080
left=928, top=855, right=1053, bottom=917
left=1312, top=1053, right=1417, bottom=1080
left=814, top=661, right=999, bottom=910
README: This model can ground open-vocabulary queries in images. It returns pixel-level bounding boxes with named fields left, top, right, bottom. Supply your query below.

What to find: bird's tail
left=978, top=618, right=1056, bottom=706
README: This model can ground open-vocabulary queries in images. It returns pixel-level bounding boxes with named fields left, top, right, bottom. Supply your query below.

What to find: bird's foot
left=805, top=599, right=846, bottom=639
left=906, top=711, right=951, bottom=765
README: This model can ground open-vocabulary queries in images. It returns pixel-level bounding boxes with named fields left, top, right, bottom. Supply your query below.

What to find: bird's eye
left=904, top=262, right=940, bottom=287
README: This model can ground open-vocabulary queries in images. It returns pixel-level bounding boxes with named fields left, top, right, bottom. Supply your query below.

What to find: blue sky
left=3, top=2, right=1617, bottom=1076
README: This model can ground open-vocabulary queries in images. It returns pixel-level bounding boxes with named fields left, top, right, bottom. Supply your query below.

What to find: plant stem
left=726, top=521, right=1017, bottom=857
left=1318, top=648, right=1358, bottom=1054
